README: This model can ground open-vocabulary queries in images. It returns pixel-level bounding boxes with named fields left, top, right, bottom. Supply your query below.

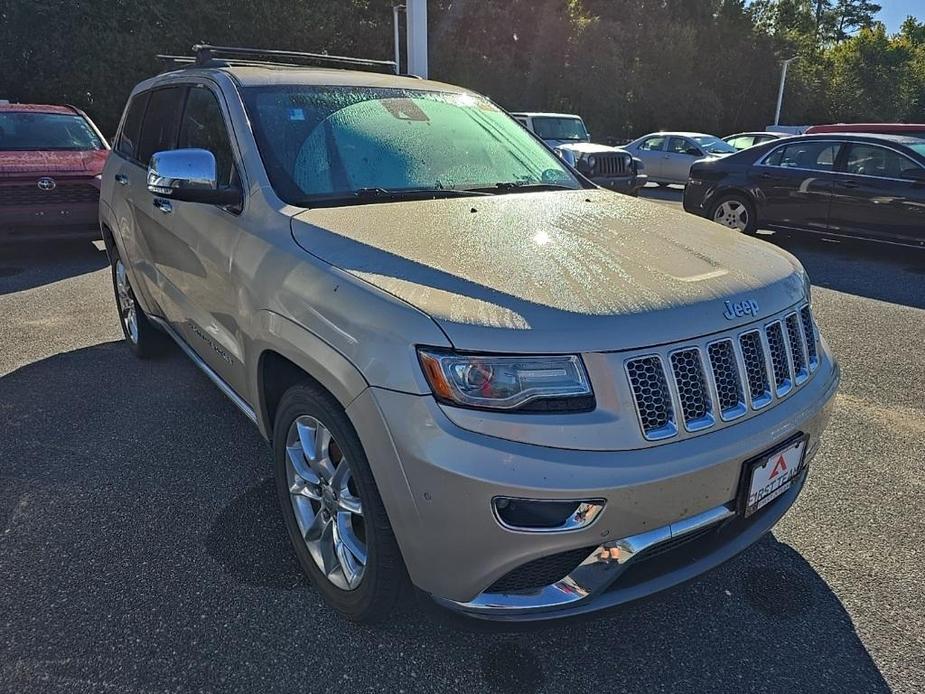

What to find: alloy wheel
left=285, top=415, right=367, bottom=590
left=115, top=259, right=139, bottom=344
left=713, top=200, right=750, bottom=231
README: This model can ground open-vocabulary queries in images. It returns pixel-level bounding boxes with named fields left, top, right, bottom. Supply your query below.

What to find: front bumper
left=346, top=352, right=839, bottom=620
left=594, top=173, right=647, bottom=196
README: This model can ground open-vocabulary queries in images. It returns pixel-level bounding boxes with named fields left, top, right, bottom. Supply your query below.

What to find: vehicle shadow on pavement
left=0, top=239, right=108, bottom=296
left=0, top=340, right=890, bottom=694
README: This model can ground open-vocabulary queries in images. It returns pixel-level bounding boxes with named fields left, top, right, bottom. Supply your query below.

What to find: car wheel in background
left=710, top=194, right=757, bottom=235
left=111, top=254, right=167, bottom=357
left=273, top=383, right=408, bottom=623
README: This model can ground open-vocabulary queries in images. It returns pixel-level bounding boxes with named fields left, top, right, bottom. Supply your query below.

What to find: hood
left=542, top=137, right=591, bottom=148
left=0, top=149, right=108, bottom=178
left=556, top=142, right=626, bottom=155
left=291, top=189, right=805, bottom=353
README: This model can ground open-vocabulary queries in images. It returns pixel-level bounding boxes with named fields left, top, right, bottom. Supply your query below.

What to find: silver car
left=99, top=46, right=839, bottom=623
left=624, top=131, right=736, bottom=185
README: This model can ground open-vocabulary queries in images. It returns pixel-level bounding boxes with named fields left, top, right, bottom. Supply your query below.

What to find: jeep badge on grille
left=723, top=299, right=759, bottom=320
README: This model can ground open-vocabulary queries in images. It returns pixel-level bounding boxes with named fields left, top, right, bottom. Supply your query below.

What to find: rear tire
left=273, top=382, right=407, bottom=623
left=710, top=193, right=757, bottom=235
left=110, top=251, right=167, bottom=358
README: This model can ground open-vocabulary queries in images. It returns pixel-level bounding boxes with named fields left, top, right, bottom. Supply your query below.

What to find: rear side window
left=844, top=143, right=916, bottom=179
left=639, top=136, right=666, bottom=151
left=117, top=92, right=149, bottom=160
left=764, top=142, right=840, bottom=172
left=136, top=87, right=186, bottom=166
left=178, top=86, right=235, bottom=187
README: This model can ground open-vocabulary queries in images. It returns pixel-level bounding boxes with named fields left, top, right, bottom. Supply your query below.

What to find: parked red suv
left=0, top=103, right=109, bottom=241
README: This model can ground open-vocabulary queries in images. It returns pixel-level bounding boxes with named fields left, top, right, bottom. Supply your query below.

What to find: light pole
left=774, top=57, right=798, bottom=126
left=392, top=5, right=405, bottom=74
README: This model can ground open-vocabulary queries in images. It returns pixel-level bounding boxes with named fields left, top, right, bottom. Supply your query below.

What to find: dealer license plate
left=742, top=437, right=807, bottom=517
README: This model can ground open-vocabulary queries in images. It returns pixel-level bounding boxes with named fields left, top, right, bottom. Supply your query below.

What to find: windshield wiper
left=467, top=182, right=577, bottom=194
left=352, top=186, right=492, bottom=200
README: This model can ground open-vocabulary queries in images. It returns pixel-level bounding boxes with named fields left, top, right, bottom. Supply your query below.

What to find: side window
left=668, top=137, right=698, bottom=155
left=178, top=86, right=235, bottom=187
left=844, top=143, right=913, bottom=179
left=136, top=87, right=186, bottom=166
left=116, top=92, right=149, bottom=161
left=639, top=136, right=666, bottom=151
left=764, top=142, right=840, bottom=171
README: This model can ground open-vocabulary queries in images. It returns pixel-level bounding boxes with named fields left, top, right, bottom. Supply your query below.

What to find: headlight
left=417, top=349, right=594, bottom=412
left=802, top=271, right=812, bottom=301
left=587, top=156, right=597, bottom=168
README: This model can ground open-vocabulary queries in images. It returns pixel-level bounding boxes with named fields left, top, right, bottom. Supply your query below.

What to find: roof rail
left=156, top=44, right=399, bottom=74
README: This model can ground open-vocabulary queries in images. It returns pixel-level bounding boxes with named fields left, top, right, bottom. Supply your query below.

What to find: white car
left=623, top=132, right=735, bottom=186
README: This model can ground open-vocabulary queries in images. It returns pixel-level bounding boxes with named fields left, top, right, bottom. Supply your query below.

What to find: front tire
left=111, top=254, right=166, bottom=357
left=273, top=382, right=407, bottom=623
left=710, top=193, right=757, bottom=234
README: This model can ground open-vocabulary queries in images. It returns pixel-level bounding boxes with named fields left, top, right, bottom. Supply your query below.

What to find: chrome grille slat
left=669, top=348, right=714, bottom=431
left=707, top=339, right=747, bottom=421
left=765, top=320, right=793, bottom=396
left=785, top=312, right=809, bottom=384
left=739, top=330, right=772, bottom=409
left=800, top=305, right=819, bottom=371
left=625, top=355, right=677, bottom=441
left=625, top=304, right=818, bottom=441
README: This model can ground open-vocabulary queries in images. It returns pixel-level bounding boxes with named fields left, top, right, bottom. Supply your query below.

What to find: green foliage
left=0, top=0, right=922, bottom=140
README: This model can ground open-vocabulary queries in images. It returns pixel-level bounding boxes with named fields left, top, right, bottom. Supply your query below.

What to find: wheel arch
left=253, top=311, right=369, bottom=440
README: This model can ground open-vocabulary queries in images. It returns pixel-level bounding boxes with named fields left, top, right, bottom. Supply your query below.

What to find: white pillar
left=406, top=0, right=428, bottom=78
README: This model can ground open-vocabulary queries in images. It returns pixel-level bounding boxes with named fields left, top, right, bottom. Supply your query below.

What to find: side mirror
left=901, top=167, right=925, bottom=182
left=147, top=148, right=240, bottom=205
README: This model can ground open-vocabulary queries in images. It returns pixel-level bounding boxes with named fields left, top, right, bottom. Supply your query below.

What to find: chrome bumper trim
left=439, top=502, right=735, bottom=614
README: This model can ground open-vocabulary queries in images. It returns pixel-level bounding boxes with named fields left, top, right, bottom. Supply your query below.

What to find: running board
left=149, top=316, right=258, bottom=424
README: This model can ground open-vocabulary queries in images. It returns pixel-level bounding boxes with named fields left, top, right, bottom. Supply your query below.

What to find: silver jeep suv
left=99, top=46, right=839, bottom=623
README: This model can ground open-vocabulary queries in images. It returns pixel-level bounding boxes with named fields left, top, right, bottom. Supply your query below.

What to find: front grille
left=486, top=546, right=595, bottom=593
left=626, top=305, right=819, bottom=441
left=594, top=153, right=630, bottom=177
left=0, top=183, right=99, bottom=207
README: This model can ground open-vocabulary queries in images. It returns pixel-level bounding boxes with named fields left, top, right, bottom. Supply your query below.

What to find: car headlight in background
left=417, top=349, right=594, bottom=412
left=587, top=155, right=597, bottom=169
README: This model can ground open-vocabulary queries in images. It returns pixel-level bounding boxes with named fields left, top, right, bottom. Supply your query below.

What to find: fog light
left=492, top=497, right=605, bottom=532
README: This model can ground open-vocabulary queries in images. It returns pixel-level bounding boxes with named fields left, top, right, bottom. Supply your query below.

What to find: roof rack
left=156, top=44, right=398, bottom=74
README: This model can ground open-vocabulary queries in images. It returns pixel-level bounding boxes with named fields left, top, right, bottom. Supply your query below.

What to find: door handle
left=114, top=174, right=128, bottom=185
left=153, top=198, right=173, bottom=214
left=837, top=179, right=860, bottom=189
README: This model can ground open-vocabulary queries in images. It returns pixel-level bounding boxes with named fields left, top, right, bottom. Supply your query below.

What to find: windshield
left=242, top=87, right=581, bottom=206
left=692, top=136, right=736, bottom=154
left=0, top=112, right=103, bottom=151
left=531, top=116, right=589, bottom=142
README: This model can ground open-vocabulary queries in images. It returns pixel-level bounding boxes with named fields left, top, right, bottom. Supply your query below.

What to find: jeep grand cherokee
left=99, top=46, right=839, bottom=623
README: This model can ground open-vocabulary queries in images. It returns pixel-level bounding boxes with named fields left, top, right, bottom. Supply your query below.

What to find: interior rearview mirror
left=147, top=148, right=240, bottom=205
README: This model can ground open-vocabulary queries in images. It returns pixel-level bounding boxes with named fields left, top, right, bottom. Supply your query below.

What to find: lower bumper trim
left=433, top=467, right=807, bottom=621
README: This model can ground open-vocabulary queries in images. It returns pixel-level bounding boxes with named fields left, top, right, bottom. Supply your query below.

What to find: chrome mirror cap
left=147, top=148, right=218, bottom=196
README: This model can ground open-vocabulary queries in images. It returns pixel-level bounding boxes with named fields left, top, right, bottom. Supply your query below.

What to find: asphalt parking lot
left=1, top=189, right=923, bottom=693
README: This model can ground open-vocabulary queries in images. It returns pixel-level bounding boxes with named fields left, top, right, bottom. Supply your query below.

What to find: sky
left=879, top=0, right=924, bottom=32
